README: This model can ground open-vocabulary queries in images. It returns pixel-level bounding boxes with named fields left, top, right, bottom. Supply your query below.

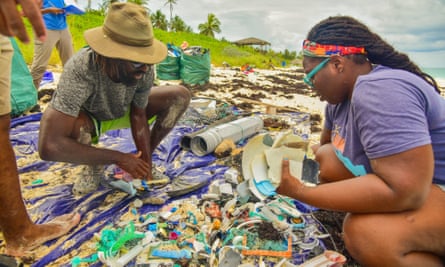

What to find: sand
left=20, top=65, right=445, bottom=266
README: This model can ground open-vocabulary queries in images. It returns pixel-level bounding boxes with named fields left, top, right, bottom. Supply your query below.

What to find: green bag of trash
left=156, top=44, right=181, bottom=80
left=10, top=38, right=37, bottom=117
left=180, top=46, right=210, bottom=85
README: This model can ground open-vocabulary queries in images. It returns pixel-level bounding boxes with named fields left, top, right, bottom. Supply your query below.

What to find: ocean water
left=422, top=67, right=445, bottom=87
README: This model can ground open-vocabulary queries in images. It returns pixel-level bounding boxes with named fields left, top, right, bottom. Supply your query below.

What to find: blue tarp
left=11, top=113, right=229, bottom=266
left=9, top=111, right=325, bottom=266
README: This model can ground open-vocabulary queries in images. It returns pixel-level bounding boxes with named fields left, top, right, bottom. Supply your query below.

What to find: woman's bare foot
left=4, top=213, right=80, bottom=257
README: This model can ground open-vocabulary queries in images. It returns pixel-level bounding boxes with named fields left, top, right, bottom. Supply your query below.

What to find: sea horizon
left=422, top=67, right=445, bottom=87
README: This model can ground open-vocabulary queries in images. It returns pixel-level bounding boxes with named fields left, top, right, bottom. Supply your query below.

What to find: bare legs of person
left=0, top=114, right=80, bottom=257
left=146, top=85, right=191, bottom=152
left=343, top=185, right=445, bottom=266
left=314, top=143, right=445, bottom=266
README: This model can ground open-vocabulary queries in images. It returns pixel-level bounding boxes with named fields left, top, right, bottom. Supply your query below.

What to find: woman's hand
left=276, top=159, right=305, bottom=198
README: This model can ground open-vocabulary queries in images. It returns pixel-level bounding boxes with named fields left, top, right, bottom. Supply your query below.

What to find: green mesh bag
left=180, top=46, right=211, bottom=85
left=10, top=38, right=37, bottom=117
left=156, top=44, right=181, bottom=80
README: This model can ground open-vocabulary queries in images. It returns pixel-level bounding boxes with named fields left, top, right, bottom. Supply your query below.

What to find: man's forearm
left=130, top=114, right=152, bottom=165
left=41, top=137, right=125, bottom=165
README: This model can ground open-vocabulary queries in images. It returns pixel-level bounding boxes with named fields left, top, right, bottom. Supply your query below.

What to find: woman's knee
left=343, top=213, right=404, bottom=266
left=315, top=144, right=353, bottom=183
left=342, top=213, right=362, bottom=254
left=342, top=213, right=377, bottom=265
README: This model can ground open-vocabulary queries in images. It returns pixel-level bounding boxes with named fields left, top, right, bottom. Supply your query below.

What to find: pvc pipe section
left=190, top=116, right=264, bottom=156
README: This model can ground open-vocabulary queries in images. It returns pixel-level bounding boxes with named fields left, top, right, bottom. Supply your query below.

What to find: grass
left=16, top=12, right=300, bottom=69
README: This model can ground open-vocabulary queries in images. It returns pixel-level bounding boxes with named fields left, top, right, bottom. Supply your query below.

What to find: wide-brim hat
left=84, top=2, right=167, bottom=64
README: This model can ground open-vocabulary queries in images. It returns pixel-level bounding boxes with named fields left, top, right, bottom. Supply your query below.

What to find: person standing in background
left=0, top=0, right=80, bottom=257
left=30, top=0, right=74, bottom=90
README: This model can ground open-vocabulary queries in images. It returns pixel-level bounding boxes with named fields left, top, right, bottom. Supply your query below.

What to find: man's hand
left=0, top=0, right=46, bottom=43
left=44, top=7, right=64, bottom=15
left=117, top=151, right=151, bottom=180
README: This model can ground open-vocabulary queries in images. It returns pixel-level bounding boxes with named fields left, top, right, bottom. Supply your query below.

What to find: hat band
left=103, top=26, right=153, bottom=47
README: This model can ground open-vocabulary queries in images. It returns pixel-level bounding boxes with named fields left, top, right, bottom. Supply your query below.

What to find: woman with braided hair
left=277, top=16, right=445, bottom=266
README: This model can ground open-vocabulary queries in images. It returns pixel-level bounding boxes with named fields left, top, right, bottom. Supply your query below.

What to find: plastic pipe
left=190, top=116, right=263, bottom=156
left=180, top=114, right=238, bottom=150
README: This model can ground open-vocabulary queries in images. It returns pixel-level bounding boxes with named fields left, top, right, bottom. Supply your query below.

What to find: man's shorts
left=0, top=36, right=13, bottom=116
left=89, top=108, right=156, bottom=144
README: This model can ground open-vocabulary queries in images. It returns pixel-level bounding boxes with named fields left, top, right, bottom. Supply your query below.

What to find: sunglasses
left=303, top=57, right=330, bottom=87
left=130, top=61, right=146, bottom=68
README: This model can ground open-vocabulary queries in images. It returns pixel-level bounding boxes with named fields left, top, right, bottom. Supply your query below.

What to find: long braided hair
left=94, top=52, right=122, bottom=83
left=307, top=16, right=440, bottom=93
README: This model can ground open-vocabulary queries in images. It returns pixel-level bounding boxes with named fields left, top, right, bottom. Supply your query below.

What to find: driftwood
left=237, top=97, right=300, bottom=113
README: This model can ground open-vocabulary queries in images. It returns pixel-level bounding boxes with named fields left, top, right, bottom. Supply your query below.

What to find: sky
left=78, top=0, right=445, bottom=68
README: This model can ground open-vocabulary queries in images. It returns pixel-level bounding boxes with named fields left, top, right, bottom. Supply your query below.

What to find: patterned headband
left=302, top=39, right=366, bottom=57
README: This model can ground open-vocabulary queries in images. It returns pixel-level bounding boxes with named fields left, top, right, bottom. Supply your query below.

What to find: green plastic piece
left=31, top=179, right=44, bottom=185
left=71, top=254, right=98, bottom=267
left=110, top=222, right=145, bottom=256
left=97, top=222, right=145, bottom=258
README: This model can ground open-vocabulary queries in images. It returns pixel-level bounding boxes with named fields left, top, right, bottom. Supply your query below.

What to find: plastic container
left=190, top=116, right=263, bottom=156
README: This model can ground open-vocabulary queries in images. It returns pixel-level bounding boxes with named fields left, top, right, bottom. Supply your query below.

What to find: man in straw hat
left=38, top=2, right=191, bottom=195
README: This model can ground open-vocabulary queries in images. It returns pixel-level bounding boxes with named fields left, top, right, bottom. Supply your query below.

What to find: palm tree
left=128, top=0, right=149, bottom=11
left=198, top=13, right=221, bottom=38
left=151, top=10, right=168, bottom=31
left=164, top=0, right=177, bottom=31
left=170, top=15, right=192, bottom=32
left=98, top=0, right=112, bottom=14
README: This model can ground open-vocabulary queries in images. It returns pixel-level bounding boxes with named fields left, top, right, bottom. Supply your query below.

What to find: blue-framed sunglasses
left=303, top=57, right=330, bottom=87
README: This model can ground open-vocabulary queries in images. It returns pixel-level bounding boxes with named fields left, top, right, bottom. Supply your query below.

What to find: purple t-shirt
left=325, top=65, right=445, bottom=184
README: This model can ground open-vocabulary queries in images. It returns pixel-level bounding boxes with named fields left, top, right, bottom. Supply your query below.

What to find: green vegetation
left=17, top=11, right=300, bottom=69
left=198, top=13, right=221, bottom=38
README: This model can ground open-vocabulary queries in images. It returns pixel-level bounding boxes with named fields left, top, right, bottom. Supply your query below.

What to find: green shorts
left=89, top=108, right=156, bottom=144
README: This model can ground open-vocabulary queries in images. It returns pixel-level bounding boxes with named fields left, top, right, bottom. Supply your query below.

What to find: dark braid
left=307, top=16, right=440, bottom=93
left=95, top=53, right=122, bottom=83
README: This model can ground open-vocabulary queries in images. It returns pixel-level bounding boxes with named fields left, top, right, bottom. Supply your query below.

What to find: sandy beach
left=8, top=65, right=444, bottom=266
left=38, top=65, right=327, bottom=142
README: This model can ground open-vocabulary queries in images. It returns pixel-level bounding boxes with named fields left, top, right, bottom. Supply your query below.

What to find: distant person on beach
left=278, top=16, right=445, bottom=266
left=30, top=0, right=74, bottom=90
left=38, top=2, right=191, bottom=195
left=0, top=0, right=80, bottom=257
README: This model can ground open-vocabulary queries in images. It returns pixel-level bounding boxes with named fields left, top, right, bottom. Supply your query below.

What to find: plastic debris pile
left=71, top=183, right=343, bottom=266
left=9, top=99, right=346, bottom=266
left=71, top=129, right=344, bottom=266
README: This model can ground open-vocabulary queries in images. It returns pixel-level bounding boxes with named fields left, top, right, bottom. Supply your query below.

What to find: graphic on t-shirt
left=331, top=123, right=367, bottom=177
left=331, top=124, right=345, bottom=152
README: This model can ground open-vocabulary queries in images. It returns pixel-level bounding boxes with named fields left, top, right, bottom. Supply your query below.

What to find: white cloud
left=81, top=0, right=445, bottom=67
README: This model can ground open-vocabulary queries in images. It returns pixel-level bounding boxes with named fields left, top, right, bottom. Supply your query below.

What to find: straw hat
left=84, top=2, right=167, bottom=64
